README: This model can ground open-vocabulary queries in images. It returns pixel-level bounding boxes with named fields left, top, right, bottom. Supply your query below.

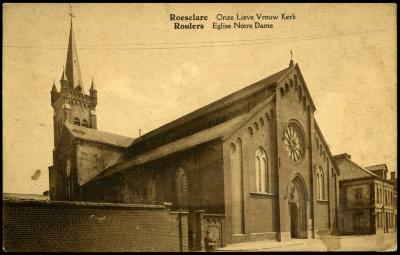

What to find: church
left=49, top=19, right=340, bottom=247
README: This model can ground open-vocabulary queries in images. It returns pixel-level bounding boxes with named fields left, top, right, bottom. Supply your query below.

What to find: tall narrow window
left=175, top=167, right=188, bottom=208
left=317, top=167, right=324, bottom=200
left=256, top=156, right=261, bottom=192
left=255, top=147, right=269, bottom=193
left=73, top=117, right=80, bottom=126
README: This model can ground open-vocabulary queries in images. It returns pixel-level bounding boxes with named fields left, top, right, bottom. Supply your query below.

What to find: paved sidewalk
left=215, top=232, right=397, bottom=252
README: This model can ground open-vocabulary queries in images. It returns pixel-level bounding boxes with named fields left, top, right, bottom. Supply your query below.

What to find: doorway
left=354, top=213, right=363, bottom=233
left=290, top=202, right=299, bottom=238
left=288, top=176, right=308, bottom=239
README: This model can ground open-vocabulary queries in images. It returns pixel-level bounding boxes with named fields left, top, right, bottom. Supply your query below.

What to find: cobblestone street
left=215, top=233, right=397, bottom=252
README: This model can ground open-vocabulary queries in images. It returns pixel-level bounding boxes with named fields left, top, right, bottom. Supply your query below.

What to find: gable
left=274, top=64, right=340, bottom=176
left=275, top=63, right=316, bottom=113
left=76, top=140, right=126, bottom=186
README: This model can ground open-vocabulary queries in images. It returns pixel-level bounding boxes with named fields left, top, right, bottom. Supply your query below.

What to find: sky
left=3, top=3, right=397, bottom=194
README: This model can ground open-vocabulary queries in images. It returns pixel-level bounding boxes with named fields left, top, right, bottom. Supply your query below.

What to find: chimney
left=390, top=171, right=396, bottom=181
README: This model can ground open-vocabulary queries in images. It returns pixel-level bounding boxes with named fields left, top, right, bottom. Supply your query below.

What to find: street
left=215, top=232, right=397, bottom=252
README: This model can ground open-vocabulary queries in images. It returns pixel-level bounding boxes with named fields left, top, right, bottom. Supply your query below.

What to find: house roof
left=333, top=155, right=377, bottom=181
left=366, top=164, right=388, bottom=172
left=83, top=94, right=276, bottom=185
left=127, top=65, right=291, bottom=149
left=65, top=122, right=134, bottom=148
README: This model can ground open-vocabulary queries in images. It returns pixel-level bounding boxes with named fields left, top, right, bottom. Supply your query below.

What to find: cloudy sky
left=3, top=3, right=396, bottom=194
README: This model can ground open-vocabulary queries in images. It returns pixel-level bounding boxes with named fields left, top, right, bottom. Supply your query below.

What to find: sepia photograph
left=2, top=3, right=397, bottom=252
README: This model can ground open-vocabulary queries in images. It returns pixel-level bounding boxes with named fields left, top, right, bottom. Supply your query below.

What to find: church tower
left=50, top=18, right=98, bottom=146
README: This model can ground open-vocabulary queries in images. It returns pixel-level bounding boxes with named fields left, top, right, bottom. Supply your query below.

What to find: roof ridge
left=365, top=164, right=387, bottom=169
left=223, top=93, right=275, bottom=141
left=129, top=65, right=290, bottom=147
left=65, top=122, right=135, bottom=147
left=67, top=122, right=134, bottom=140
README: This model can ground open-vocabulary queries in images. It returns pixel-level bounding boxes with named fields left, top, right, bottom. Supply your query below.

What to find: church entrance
left=289, top=202, right=299, bottom=238
left=288, top=176, right=308, bottom=239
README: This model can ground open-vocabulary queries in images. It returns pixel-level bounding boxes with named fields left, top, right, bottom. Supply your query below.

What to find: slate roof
left=333, top=155, right=377, bottom=181
left=65, top=122, right=135, bottom=148
left=65, top=22, right=85, bottom=90
left=84, top=94, right=276, bottom=185
left=128, top=66, right=291, bottom=149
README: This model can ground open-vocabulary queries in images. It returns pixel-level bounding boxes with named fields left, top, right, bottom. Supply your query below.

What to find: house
left=333, top=153, right=397, bottom=235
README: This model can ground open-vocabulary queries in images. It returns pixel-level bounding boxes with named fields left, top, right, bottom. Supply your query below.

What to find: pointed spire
left=90, top=75, right=96, bottom=91
left=60, top=66, right=67, bottom=81
left=65, top=10, right=84, bottom=91
left=289, top=50, right=294, bottom=67
left=51, top=81, right=58, bottom=93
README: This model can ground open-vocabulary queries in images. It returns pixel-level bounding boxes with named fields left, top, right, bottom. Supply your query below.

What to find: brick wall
left=223, top=100, right=278, bottom=244
left=3, top=199, right=189, bottom=252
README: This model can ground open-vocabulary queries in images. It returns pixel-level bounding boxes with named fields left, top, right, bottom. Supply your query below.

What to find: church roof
left=83, top=94, right=276, bottom=185
left=333, top=155, right=377, bottom=181
left=127, top=66, right=291, bottom=149
left=65, top=21, right=84, bottom=91
left=65, top=122, right=134, bottom=148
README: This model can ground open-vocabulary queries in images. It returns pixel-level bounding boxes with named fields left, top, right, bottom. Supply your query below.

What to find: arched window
left=280, top=87, right=285, bottom=97
left=248, top=127, right=253, bottom=136
left=73, top=117, right=80, bottom=126
left=285, top=83, right=289, bottom=92
left=317, top=167, right=324, bottom=200
left=175, top=167, right=188, bottom=208
left=254, top=122, right=259, bottom=130
left=294, top=74, right=298, bottom=86
left=290, top=79, right=293, bottom=87
left=82, top=119, right=89, bottom=127
left=255, top=147, right=270, bottom=193
left=259, top=117, right=265, bottom=126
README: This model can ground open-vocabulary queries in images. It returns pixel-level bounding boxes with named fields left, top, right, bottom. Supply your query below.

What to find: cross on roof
left=290, top=50, right=293, bottom=60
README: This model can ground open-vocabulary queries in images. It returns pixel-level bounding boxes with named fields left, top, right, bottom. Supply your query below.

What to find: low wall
left=3, top=199, right=189, bottom=252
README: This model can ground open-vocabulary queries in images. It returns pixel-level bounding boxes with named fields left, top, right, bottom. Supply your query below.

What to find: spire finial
left=289, top=50, right=294, bottom=67
left=90, top=74, right=96, bottom=91
left=67, top=3, right=75, bottom=25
